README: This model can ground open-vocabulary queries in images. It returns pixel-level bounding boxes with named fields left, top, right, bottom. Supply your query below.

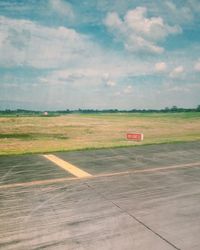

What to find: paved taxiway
left=0, top=142, right=200, bottom=249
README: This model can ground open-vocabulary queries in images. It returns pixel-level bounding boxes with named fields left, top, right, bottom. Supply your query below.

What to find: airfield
left=1, top=141, right=200, bottom=250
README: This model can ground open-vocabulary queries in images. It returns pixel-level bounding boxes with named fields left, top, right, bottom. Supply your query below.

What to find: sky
left=0, top=0, right=200, bottom=110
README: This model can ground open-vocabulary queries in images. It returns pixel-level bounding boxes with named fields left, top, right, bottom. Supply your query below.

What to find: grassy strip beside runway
left=0, top=112, right=199, bottom=155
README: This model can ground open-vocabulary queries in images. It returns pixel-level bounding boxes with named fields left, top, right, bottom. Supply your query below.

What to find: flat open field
left=0, top=112, right=199, bottom=155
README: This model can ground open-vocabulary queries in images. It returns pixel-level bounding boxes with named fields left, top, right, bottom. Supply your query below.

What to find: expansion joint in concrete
left=85, top=181, right=181, bottom=250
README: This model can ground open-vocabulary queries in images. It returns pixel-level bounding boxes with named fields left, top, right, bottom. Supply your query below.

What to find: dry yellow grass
left=0, top=113, right=200, bottom=155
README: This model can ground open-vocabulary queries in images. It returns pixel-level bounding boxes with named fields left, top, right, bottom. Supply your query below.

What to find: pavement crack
left=85, top=181, right=181, bottom=250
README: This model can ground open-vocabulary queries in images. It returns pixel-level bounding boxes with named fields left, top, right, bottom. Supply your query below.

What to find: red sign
left=126, top=133, right=144, bottom=141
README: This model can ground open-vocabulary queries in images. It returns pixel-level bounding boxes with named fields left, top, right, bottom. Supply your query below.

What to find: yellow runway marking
left=0, top=177, right=77, bottom=189
left=0, top=161, right=199, bottom=190
left=43, top=154, right=92, bottom=178
left=94, top=161, right=200, bottom=178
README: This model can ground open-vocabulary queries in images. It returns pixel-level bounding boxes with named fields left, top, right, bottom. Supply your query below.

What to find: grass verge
left=0, top=112, right=199, bottom=155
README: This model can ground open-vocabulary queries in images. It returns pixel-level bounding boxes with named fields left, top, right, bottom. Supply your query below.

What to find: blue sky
left=0, top=0, right=200, bottom=110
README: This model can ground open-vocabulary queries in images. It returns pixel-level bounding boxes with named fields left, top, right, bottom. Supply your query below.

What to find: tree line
left=0, top=105, right=200, bottom=115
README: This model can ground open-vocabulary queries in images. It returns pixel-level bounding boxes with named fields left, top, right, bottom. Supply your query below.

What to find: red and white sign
left=126, top=133, right=144, bottom=141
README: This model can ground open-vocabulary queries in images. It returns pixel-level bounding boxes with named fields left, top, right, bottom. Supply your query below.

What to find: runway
left=0, top=141, right=200, bottom=249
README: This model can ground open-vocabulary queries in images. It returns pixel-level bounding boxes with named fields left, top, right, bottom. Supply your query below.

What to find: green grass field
left=0, top=112, right=199, bottom=155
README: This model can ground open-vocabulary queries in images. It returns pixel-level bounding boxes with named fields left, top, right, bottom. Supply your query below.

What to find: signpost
left=126, top=133, right=144, bottom=141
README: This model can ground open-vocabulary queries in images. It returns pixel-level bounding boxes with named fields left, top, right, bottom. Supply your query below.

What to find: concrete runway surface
left=0, top=141, right=200, bottom=250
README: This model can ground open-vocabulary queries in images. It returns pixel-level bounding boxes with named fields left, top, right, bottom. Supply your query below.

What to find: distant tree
left=171, top=105, right=178, bottom=111
left=5, top=109, right=11, bottom=114
left=196, top=105, right=200, bottom=111
left=163, top=107, right=169, bottom=113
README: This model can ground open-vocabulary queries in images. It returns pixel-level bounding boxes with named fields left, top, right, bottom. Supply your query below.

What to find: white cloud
left=162, top=81, right=198, bottom=93
left=123, top=85, right=133, bottom=94
left=155, top=62, right=167, bottom=72
left=104, top=12, right=122, bottom=28
left=102, top=73, right=116, bottom=87
left=167, top=86, right=190, bottom=93
left=49, top=0, right=74, bottom=19
left=0, top=16, right=93, bottom=68
left=105, top=80, right=116, bottom=87
left=188, top=0, right=200, bottom=12
left=165, top=1, right=177, bottom=12
left=0, top=15, right=156, bottom=80
left=104, top=6, right=181, bottom=54
left=39, top=55, right=154, bottom=88
left=125, top=7, right=180, bottom=40
left=194, top=60, right=200, bottom=72
left=165, top=1, right=193, bottom=23
left=169, top=66, right=184, bottom=78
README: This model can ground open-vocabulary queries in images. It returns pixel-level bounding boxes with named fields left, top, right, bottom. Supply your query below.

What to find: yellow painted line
left=43, top=154, right=92, bottom=178
left=93, top=161, right=200, bottom=179
left=1, top=161, right=199, bottom=190
left=0, top=177, right=77, bottom=189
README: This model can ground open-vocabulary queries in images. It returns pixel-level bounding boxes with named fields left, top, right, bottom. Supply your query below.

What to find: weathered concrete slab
left=0, top=154, right=73, bottom=185
left=0, top=180, right=176, bottom=250
left=55, top=141, right=200, bottom=175
left=0, top=142, right=200, bottom=249
left=86, top=166, right=200, bottom=250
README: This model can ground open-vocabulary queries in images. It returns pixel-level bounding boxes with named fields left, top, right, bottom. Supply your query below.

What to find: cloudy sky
left=0, top=0, right=200, bottom=110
